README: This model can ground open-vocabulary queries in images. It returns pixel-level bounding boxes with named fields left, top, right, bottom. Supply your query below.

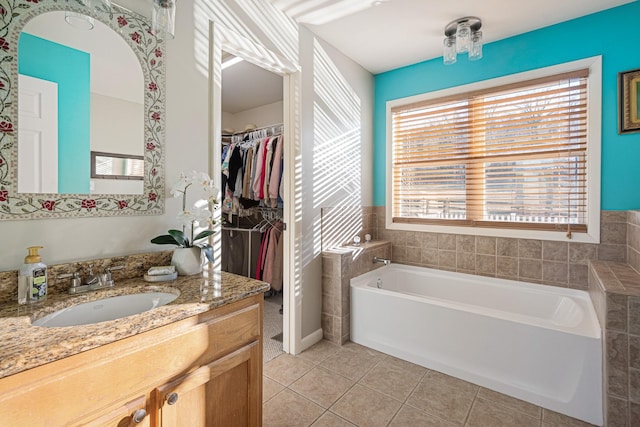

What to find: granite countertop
left=0, top=271, right=269, bottom=380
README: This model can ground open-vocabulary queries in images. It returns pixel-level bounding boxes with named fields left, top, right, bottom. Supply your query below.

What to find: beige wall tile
left=476, top=254, right=497, bottom=276
left=519, top=239, right=542, bottom=259
left=438, top=234, right=457, bottom=250
left=629, top=211, right=640, bottom=226
left=598, top=244, right=627, bottom=262
left=457, top=252, right=475, bottom=271
left=497, top=238, right=518, bottom=257
left=606, top=330, right=629, bottom=398
left=497, top=257, right=518, bottom=278
left=630, top=401, right=640, bottom=427
left=476, top=236, right=497, bottom=255
left=519, top=259, right=542, bottom=281
left=542, top=261, right=568, bottom=284
left=602, top=222, right=628, bottom=245
left=630, top=368, right=640, bottom=403
left=607, top=293, right=628, bottom=332
left=392, top=245, right=407, bottom=263
left=456, top=235, right=476, bottom=253
left=322, top=291, right=341, bottom=317
left=421, top=248, right=439, bottom=267
left=422, top=233, right=438, bottom=249
left=438, top=250, right=457, bottom=269
left=406, top=246, right=422, bottom=264
left=406, top=232, right=422, bottom=247
left=605, top=395, right=628, bottom=427
left=542, top=241, right=568, bottom=261
left=569, top=243, right=598, bottom=265
left=602, top=210, right=628, bottom=223
left=569, top=264, right=589, bottom=289
left=629, top=297, right=640, bottom=336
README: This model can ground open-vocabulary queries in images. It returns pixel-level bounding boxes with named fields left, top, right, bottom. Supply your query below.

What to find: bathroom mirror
left=0, top=0, right=165, bottom=219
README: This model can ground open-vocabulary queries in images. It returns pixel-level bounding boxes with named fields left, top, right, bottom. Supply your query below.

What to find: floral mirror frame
left=0, top=0, right=165, bottom=220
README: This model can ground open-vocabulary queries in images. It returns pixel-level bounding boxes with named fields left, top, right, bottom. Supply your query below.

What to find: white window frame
left=385, top=56, right=602, bottom=243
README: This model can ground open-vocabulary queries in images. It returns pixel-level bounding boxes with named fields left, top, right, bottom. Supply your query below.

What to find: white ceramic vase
left=171, top=247, right=203, bottom=275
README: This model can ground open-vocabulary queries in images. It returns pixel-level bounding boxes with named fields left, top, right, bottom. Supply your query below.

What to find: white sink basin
left=32, top=292, right=179, bottom=328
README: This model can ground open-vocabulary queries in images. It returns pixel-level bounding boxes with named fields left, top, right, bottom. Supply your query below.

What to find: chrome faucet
left=61, top=264, right=125, bottom=294
left=373, top=257, right=391, bottom=266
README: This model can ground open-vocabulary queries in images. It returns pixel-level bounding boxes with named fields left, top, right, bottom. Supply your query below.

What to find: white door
left=18, top=74, right=58, bottom=193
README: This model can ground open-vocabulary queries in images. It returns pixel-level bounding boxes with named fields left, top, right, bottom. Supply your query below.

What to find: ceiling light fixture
left=443, top=16, right=482, bottom=65
left=152, top=0, right=177, bottom=39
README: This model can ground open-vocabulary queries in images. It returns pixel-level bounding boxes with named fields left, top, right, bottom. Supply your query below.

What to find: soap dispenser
left=17, top=246, right=48, bottom=304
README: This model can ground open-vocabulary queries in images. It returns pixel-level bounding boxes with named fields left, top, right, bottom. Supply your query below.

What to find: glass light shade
left=443, top=36, right=457, bottom=65
left=64, top=11, right=94, bottom=30
left=469, top=30, right=483, bottom=61
left=152, top=0, right=176, bottom=39
left=456, top=21, right=470, bottom=53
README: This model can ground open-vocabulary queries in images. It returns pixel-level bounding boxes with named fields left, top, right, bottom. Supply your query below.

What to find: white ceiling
left=222, top=58, right=283, bottom=114
left=270, top=0, right=635, bottom=74
left=222, top=0, right=634, bottom=113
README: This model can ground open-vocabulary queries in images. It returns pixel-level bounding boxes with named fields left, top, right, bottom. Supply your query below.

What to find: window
left=91, top=151, right=144, bottom=180
left=386, top=58, right=601, bottom=242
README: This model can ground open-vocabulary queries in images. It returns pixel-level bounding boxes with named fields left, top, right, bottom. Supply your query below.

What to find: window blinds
left=391, top=69, right=589, bottom=232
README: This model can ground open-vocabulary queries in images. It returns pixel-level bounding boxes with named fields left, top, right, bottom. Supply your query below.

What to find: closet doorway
left=209, top=21, right=302, bottom=358
left=221, top=52, right=285, bottom=362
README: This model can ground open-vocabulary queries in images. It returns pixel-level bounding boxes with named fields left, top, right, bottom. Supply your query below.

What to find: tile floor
left=263, top=340, right=597, bottom=427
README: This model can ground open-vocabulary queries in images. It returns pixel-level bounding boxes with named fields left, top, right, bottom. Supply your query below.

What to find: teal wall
left=19, top=33, right=90, bottom=194
left=374, top=1, right=640, bottom=209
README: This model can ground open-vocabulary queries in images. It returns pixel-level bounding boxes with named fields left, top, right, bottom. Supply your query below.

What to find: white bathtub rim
left=350, top=263, right=601, bottom=339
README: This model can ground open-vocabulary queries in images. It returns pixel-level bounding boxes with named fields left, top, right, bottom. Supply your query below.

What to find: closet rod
left=234, top=122, right=283, bottom=136
left=222, top=226, right=262, bottom=233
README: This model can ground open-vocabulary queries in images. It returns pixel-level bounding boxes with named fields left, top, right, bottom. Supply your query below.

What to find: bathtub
left=350, top=264, right=602, bottom=426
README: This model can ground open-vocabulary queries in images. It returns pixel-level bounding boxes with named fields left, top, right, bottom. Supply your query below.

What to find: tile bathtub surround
left=263, top=340, right=597, bottom=427
left=372, top=206, right=628, bottom=289
left=628, top=211, right=640, bottom=274
left=0, top=251, right=173, bottom=305
left=321, top=241, right=392, bottom=345
left=320, top=206, right=378, bottom=251
left=588, top=260, right=640, bottom=427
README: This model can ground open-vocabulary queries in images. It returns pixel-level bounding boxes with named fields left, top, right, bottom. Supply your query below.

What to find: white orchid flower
left=194, top=208, right=212, bottom=226
left=170, top=172, right=191, bottom=198
left=176, top=209, right=196, bottom=228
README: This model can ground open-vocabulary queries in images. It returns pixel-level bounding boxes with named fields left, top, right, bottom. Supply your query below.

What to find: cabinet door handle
left=166, top=392, right=179, bottom=405
left=132, top=409, right=147, bottom=423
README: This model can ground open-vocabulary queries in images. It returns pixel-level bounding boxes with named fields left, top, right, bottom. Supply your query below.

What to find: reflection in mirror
left=0, top=1, right=165, bottom=219
left=91, top=151, right=144, bottom=194
left=19, top=11, right=143, bottom=195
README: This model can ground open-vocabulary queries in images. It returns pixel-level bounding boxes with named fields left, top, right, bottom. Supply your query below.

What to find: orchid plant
left=151, top=171, right=219, bottom=263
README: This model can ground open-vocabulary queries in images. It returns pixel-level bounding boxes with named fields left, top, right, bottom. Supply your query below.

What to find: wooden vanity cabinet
left=0, top=294, right=263, bottom=427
